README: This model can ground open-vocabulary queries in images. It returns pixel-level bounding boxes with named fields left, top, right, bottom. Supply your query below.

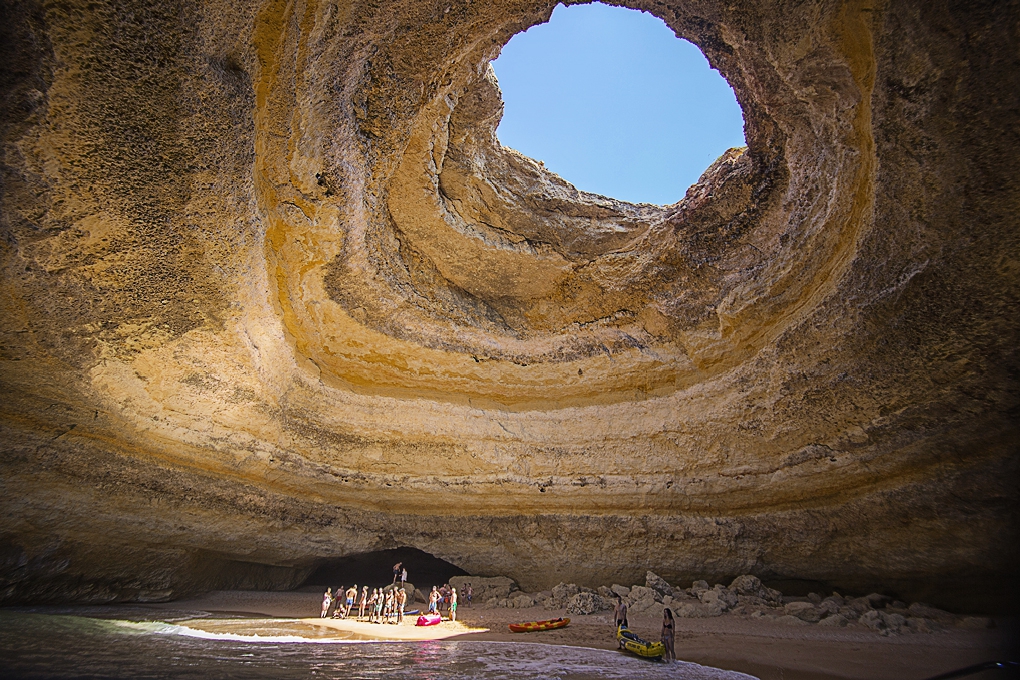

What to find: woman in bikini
left=661, top=607, right=676, bottom=662
left=320, top=588, right=332, bottom=618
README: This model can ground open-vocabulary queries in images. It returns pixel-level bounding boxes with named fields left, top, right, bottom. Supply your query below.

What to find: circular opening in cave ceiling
left=491, top=2, right=746, bottom=205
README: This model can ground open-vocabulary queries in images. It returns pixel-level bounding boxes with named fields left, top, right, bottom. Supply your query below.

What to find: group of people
left=612, top=597, right=676, bottom=662
left=320, top=583, right=409, bottom=624
left=426, top=583, right=468, bottom=621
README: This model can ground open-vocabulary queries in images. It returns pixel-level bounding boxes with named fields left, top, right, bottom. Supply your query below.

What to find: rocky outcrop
left=519, top=574, right=983, bottom=634
left=0, top=0, right=1017, bottom=611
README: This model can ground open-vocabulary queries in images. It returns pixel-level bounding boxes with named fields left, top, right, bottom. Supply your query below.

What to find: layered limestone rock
left=1, top=0, right=1017, bottom=611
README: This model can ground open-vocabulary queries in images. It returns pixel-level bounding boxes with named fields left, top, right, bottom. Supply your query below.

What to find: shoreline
left=152, top=590, right=1018, bottom=680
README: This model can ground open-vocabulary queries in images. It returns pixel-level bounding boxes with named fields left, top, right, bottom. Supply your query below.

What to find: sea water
left=0, top=607, right=757, bottom=679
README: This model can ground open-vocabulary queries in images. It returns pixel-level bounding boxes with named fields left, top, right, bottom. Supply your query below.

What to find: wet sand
left=154, top=591, right=1018, bottom=680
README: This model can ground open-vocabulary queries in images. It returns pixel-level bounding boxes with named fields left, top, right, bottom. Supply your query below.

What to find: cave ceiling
left=0, top=0, right=1017, bottom=610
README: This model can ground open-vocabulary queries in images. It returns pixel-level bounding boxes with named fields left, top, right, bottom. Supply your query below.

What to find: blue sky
left=491, top=2, right=745, bottom=205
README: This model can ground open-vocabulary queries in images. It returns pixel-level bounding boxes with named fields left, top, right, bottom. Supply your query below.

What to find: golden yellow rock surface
left=1, top=0, right=1017, bottom=610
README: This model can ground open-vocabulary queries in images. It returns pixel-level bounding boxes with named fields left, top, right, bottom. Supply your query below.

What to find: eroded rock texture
left=1, top=0, right=1017, bottom=611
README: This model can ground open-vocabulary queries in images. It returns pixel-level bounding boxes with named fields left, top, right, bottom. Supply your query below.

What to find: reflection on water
left=0, top=608, right=756, bottom=679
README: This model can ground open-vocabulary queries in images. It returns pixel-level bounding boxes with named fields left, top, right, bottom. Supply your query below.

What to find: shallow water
left=0, top=608, right=756, bottom=679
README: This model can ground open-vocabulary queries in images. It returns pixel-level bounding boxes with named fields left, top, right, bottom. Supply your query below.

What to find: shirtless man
left=384, top=588, right=394, bottom=623
left=428, top=586, right=440, bottom=614
left=441, top=584, right=451, bottom=614
left=368, top=588, right=379, bottom=623
left=374, top=588, right=385, bottom=623
left=358, top=585, right=369, bottom=619
left=329, top=586, right=344, bottom=618
left=396, top=587, right=407, bottom=623
left=614, top=596, right=629, bottom=631
left=345, top=585, right=358, bottom=618
left=449, top=587, right=458, bottom=622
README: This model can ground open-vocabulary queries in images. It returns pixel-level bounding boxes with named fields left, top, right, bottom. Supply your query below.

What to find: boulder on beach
left=567, top=592, right=611, bottom=615
left=449, top=576, right=517, bottom=604
left=784, top=601, right=821, bottom=623
left=817, top=613, right=848, bottom=627
left=699, top=585, right=738, bottom=612
left=645, top=571, right=674, bottom=598
left=728, top=575, right=783, bottom=605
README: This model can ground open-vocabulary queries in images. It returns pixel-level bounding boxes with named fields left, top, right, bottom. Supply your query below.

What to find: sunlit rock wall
left=1, top=0, right=1017, bottom=610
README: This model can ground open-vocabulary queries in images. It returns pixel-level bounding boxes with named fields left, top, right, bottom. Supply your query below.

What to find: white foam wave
left=111, top=619, right=360, bottom=644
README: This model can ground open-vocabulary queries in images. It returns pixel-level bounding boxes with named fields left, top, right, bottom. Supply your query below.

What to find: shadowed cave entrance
left=300, top=547, right=469, bottom=591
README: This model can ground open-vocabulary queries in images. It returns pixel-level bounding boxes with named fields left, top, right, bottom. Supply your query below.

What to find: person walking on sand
left=321, top=588, right=332, bottom=618
left=661, top=608, right=676, bottom=662
left=449, top=587, right=458, bottom=622
left=613, top=595, right=628, bottom=631
left=392, top=561, right=403, bottom=584
left=358, top=585, right=369, bottom=619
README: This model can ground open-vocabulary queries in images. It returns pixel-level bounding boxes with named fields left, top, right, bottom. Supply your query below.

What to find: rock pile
left=478, top=571, right=987, bottom=635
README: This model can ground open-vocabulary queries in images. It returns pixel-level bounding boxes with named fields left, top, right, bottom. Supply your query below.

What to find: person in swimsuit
left=330, top=586, right=344, bottom=618
left=428, top=586, right=439, bottom=614
left=360, top=585, right=369, bottom=619
left=396, top=586, right=406, bottom=623
left=374, top=587, right=385, bottom=623
left=614, top=596, right=628, bottom=631
left=321, top=588, right=332, bottom=618
left=345, top=585, right=358, bottom=618
left=392, top=561, right=403, bottom=584
left=449, top=587, right=458, bottom=622
left=661, top=608, right=676, bottom=662
left=465, top=583, right=472, bottom=607
left=368, top=588, right=379, bottom=623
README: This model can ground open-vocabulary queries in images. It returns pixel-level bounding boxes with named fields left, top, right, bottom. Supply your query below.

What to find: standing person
left=661, top=608, right=676, bottom=662
left=449, top=587, right=458, bottom=622
left=396, top=586, right=407, bottom=623
left=428, top=586, right=439, bottom=614
left=401, top=567, right=407, bottom=587
left=358, top=585, right=369, bottom=620
left=441, top=584, right=451, bottom=614
left=368, top=588, right=379, bottom=623
left=381, top=588, right=391, bottom=623
left=465, top=583, right=472, bottom=607
left=330, top=586, right=344, bottom=618
left=345, top=585, right=358, bottom=618
left=321, top=588, right=332, bottom=618
left=392, top=561, right=403, bottom=584
left=613, top=596, right=628, bottom=631
left=374, top=587, right=385, bottom=623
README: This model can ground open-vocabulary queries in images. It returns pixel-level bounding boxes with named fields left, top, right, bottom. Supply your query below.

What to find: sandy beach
left=153, top=590, right=1017, bottom=680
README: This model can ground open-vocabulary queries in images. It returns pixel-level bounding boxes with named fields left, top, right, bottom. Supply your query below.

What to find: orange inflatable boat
left=508, top=617, right=570, bottom=633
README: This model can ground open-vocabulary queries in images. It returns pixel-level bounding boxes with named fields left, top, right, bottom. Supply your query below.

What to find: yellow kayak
left=616, top=626, right=665, bottom=659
